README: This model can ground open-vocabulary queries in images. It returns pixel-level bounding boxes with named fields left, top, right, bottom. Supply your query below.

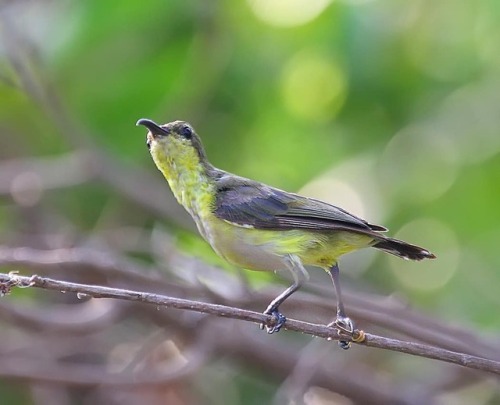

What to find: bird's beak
left=136, top=118, right=170, bottom=137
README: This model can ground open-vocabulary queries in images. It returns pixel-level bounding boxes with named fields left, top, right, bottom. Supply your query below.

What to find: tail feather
left=373, top=237, right=436, bottom=261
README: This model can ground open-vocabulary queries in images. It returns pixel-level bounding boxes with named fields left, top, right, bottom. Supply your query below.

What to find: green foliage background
left=1, top=0, right=500, bottom=403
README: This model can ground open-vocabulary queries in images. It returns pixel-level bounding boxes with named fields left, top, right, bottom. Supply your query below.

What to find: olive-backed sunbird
left=137, top=118, right=435, bottom=348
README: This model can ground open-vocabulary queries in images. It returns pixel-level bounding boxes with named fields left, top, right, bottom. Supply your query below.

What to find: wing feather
left=213, top=175, right=386, bottom=233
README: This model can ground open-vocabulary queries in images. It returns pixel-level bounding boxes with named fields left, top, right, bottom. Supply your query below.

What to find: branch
left=1, top=272, right=499, bottom=377
left=2, top=244, right=497, bottom=362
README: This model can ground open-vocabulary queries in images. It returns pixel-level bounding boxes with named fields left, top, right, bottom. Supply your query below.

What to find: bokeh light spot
left=404, top=1, right=480, bottom=82
left=378, top=125, right=459, bottom=203
left=10, top=172, right=43, bottom=207
left=299, top=177, right=366, bottom=219
left=248, top=0, right=332, bottom=28
left=281, top=51, right=347, bottom=122
left=436, top=81, right=500, bottom=164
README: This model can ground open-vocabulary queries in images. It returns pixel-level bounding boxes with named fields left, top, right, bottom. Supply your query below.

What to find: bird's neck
left=152, top=149, right=215, bottom=216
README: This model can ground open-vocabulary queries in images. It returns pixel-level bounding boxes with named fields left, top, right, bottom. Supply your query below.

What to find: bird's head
left=137, top=118, right=209, bottom=178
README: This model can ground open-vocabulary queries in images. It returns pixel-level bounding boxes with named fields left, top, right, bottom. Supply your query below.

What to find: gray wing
left=213, top=175, right=386, bottom=233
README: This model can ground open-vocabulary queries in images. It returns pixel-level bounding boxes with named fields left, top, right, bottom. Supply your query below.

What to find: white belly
left=199, top=220, right=288, bottom=271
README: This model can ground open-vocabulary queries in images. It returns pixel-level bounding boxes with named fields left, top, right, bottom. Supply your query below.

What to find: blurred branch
left=0, top=289, right=432, bottom=404
left=0, top=299, right=121, bottom=334
left=0, top=150, right=193, bottom=231
left=1, top=272, right=500, bottom=377
left=95, top=155, right=194, bottom=230
left=0, top=340, right=208, bottom=387
left=2, top=243, right=498, bottom=363
left=0, top=12, right=194, bottom=231
left=216, top=323, right=435, bottom=405
left=0, top=152, right=94, bottom=195
left=0, top=245, right=169, bottom=288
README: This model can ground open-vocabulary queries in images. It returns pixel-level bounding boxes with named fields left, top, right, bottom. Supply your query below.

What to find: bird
left=137, top=118, right=436, bottom=349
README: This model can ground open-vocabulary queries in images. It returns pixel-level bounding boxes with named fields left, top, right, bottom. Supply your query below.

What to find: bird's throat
left=151, top=146, right=213, bottom=216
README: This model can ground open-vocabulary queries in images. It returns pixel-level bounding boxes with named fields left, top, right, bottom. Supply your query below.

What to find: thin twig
left=1, top=272, right=499, bottom=376
left=2, top=244, right=497, bottom=361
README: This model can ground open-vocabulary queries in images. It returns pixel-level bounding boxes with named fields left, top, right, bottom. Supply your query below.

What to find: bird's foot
left=260, top=308, right=286, bottom=334
left=328, top=316, right=365, bottom=350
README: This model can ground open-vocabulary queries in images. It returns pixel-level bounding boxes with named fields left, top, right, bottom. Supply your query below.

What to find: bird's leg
left=327, top=263, right=355, bottom=350
left=261, top=282, right=300, bottom=334
left=261, top=255, right=309, bottom=334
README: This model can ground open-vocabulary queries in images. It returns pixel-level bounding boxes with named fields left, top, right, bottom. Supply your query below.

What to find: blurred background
left=1, top=0, right=500, bottom=404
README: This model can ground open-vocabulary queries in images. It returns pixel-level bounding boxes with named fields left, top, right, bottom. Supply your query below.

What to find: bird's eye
left=180, top=125, right=192, bottom=139
left=146, top=139, right=151, bottom=150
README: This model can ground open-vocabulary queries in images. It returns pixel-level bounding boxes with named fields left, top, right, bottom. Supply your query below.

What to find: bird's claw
left=329, top=316, right=364, bottom=350
left=335, top=317, right=354, bottom=350
left=260, top=309, right=286, bottom=334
